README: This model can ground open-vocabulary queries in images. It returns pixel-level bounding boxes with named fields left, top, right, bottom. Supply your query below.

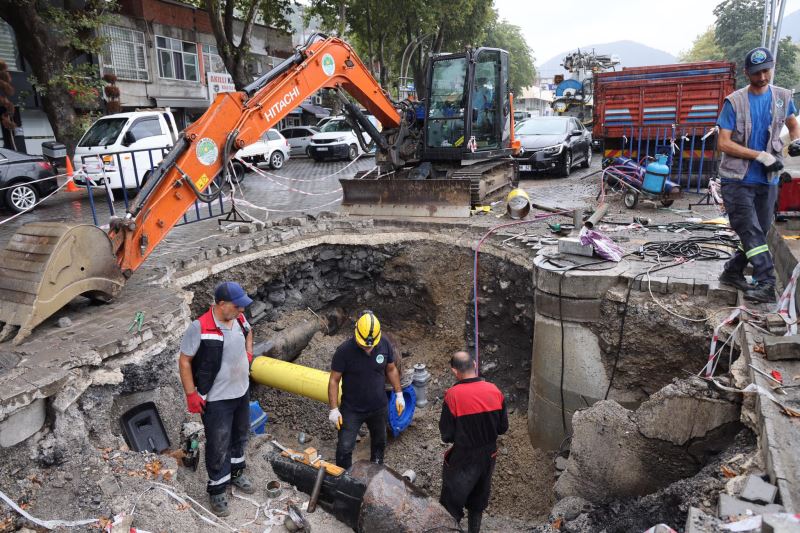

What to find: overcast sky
left=494, top=0, right=800, bottom=65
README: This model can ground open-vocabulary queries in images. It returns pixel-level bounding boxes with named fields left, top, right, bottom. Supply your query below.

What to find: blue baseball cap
left=214, top=281, right=253, bottom=307
left=745, top=47, right=774, bottom=75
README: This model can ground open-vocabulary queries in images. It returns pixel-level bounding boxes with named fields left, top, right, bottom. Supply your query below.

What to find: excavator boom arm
left=114, top=35, right=401, bottom=274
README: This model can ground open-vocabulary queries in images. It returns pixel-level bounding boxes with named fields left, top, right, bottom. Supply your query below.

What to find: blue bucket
left=249, top=401, right=268, bottom=434
left=387, top=386, right=416, bottom=438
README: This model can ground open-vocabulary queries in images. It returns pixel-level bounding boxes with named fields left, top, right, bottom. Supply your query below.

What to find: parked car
left=237, top=128, right=291, bottom=170
left=513, top=116, right=592, bottom=177
left=73, top=109, right=180, bottom=190
left=0, top=148, right=58, bottom=214
left=308, top=116, right=379, bottom=162
left=279, top=126, right=319, bottom=156
left=514, top=110, right=533, bottom=123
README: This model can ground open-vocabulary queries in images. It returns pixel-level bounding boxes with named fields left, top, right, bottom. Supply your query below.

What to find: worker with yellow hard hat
left=328, top=311, right=404, bottom=469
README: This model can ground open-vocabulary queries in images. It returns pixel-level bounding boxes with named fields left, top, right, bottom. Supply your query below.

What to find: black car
left=514, top=116, right=592, bottom=177
left=0, top=148, right=58, bottom=213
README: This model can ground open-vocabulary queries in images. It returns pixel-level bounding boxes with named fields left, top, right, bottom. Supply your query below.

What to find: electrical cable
left=638, top=235, right=738, bottom=262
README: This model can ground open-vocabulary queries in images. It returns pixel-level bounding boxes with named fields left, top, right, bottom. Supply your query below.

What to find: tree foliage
left=305, top=0, right=535, bottom=99
left=713, top=0, right=800, bottom=89
left=678, top=27, right=724, bottom=62
left=483, top=13, right=535, bottom=97
left=198, top=0, right=294, bottom=90
left=0, top=0, right=117, bottom=151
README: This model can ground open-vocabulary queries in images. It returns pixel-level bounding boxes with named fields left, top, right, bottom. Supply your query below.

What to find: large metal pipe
left=253, top=308, right=345, bottom=363
left=269, top=454, right=458, bottom=532
left=583, top=203, right=609, bottom=229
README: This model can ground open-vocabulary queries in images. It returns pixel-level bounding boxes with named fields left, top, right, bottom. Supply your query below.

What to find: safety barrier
left=75, top=147, right=228, bottom=227
left=602, top=125, right=719, bottom=193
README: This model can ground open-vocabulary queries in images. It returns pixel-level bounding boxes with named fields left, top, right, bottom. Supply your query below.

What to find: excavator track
left=0, top=222, right=125, bottom=345
left=340, top=158, right=518, bottom=218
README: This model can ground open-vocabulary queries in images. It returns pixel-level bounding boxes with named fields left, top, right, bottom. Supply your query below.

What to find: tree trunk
left=378, top=33, right=387, bottom=87
left=365, top=0, right=375, bottom=77
left=204, top=0, right=258, bottom=90
left=338, top=1, right=347, bottom=37
left=0, top=0, right=81, bottom=152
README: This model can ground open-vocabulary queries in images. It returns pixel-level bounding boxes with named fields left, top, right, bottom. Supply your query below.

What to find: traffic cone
left=65, top=156, right=79, bottom=192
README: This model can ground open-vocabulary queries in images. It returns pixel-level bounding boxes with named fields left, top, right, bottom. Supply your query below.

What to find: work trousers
left=721, top=182, right=779, bottom=286
left=335, top=406, right=387, bottom=470
left=201, top=390, right=250, bottom=494
left=440, top=447, right=497, bottom=523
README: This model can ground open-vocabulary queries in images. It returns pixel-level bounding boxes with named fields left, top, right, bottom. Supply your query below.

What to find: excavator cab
left=423, top=48, right=513, bottom=161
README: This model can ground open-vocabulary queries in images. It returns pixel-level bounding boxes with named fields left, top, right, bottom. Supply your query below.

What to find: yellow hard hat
left=354, top=311, right=381, bottom=348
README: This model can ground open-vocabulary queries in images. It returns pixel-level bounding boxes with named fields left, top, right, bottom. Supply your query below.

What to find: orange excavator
left=0, top=34, right=520, bottom=344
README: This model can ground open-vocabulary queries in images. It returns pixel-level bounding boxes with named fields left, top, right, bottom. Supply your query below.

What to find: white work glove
left=756, top=151, right=784, bottom=173
left=328, top=408, right=342, bottom=430
left=395, top=393, right=405, bottom=416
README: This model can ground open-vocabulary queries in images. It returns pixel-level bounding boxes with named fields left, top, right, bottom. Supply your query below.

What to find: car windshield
left=517, top=119, right=568, bottom=135
left=320, top=120, right=353, bottom=133
left=78, top=118, right=128, bottom=147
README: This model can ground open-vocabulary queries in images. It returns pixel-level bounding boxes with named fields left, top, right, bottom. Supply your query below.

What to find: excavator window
left=471, top=51, right=501, bottom=149
left=426, top=56, right=468, bottom=148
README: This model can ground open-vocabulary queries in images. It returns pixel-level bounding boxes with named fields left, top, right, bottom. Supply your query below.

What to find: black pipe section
left=337, top=89, right=390, bottom=151
left=243, top=33, right=328, bottom=97
left=307, top=466, right=326, bottom=513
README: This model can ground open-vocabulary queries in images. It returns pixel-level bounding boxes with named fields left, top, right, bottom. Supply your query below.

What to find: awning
left=155, top=97, right=210, bottom=109
left=300, top=103, right=330, bottom=118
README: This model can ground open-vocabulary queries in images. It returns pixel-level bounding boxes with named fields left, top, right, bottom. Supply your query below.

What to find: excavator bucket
left=339, top=159, right=517, bottom=218
left=0, top=222, right=126, bottom=345
left=339, top=177, right=473, bottom=217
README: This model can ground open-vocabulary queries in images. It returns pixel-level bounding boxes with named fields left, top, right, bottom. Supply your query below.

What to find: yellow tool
left=280, top=445, right=345, bottom=477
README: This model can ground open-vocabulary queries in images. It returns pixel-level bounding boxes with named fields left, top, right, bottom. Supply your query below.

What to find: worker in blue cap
left=717, top=47, right=800, bottom=303
left=178, top=281, right=254, bottom=516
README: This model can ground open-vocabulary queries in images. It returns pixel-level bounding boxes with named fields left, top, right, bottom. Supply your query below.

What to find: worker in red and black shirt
left=439, top=350, right=508, bottom=533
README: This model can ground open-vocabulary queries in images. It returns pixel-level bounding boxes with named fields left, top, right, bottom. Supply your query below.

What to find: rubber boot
left=718, top=269, right=750, bottom=291
left=370, top=447, right=384, bottom=465
left=744, top=283, right=776, bottom=304
left=467, top=511, right=482, bottom=533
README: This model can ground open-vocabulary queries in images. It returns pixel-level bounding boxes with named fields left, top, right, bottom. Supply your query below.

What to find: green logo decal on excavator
left=322, top=54, right=335, bottom=77
left=196, top=138, right=218, bottom=166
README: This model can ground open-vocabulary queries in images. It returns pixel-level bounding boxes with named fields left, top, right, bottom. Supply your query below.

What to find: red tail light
left=37, top=161, right=53, bottom=171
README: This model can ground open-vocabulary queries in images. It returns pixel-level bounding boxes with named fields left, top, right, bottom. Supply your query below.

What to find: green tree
left=679, top=26, right=724, bottom=62
left=200, top=0, right=294, bottom=90
left=713, top=0, right=800, bottom=88
left=0, top=0, right=116, bottom=151
left=483, top=13, right=535, bottom=97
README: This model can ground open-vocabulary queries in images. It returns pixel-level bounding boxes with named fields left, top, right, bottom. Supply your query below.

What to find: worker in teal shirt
left=716, top=46, right=800, bottom=303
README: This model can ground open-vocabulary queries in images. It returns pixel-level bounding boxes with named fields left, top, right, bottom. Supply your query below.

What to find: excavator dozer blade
left=339, top=178, right=473, bottom=218
left=0, top=222, right=126, bottom=345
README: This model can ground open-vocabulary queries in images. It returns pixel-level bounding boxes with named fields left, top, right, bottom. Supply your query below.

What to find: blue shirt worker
left=439, top=351, right=508, bottom=533
left=178, top=281, right=255, bottom=517
left=328, top=311, right=404, bottom=469
left=717, top=47, right=800, bottom=303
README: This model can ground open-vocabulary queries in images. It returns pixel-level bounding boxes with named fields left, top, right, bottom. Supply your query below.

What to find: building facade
left=0, top=0, right=295, bottom=154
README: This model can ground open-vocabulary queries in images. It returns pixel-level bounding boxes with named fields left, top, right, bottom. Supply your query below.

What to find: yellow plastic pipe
left=250, top=356, right=341, bottom=404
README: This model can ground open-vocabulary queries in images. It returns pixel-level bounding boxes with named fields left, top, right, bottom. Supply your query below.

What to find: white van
left=73, top=109, right=180, bottom=190
left=307, top=116, right=380, bottom=162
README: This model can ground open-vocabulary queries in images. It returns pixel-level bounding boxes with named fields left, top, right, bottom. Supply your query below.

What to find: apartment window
left=0, top=21, right=19, bottom=71
left=101, top=25, right=148, bottom=81
left=202, top=44, right=226, bottom=74
left=156, top=35, right=198, bottom=81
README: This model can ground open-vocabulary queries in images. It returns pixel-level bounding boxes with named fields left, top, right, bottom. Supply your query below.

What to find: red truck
left=593, top=61, right=736, bottom=159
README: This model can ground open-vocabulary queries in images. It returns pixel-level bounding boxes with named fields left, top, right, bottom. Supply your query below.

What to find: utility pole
left=762, top=0, right=787, bottom=61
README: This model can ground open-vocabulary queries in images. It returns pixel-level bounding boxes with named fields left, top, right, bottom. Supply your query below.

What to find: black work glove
left=756, top=151, right=784, bottom=173
left=789, top=140, right=800, bottom=157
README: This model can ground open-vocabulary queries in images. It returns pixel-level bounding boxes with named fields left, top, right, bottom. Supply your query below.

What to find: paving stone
left=763, top=334, right=800, bottom=361
left=762, top=514, right=800, bottom=533
left=740, top=474, right=778, bottom=504
left=717, top=493, right=783, bottom=519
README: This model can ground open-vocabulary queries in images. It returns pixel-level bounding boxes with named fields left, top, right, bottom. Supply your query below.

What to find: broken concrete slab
left=763, top=334, right=800, bottom=361
left=717, top=493, right=784, bottom=519
left=740, top=474, right=778, bottom=504
left=633, top=377, right=740, bottom=445
left=550, top=496, right=590, bottom=521
left=0, top=397, right=45, bottom=447
left=555, top=378, right=742, bottom=504
left=684, top=507, right=723, bottom=533
left=762, top=514, right=800, bottom=533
